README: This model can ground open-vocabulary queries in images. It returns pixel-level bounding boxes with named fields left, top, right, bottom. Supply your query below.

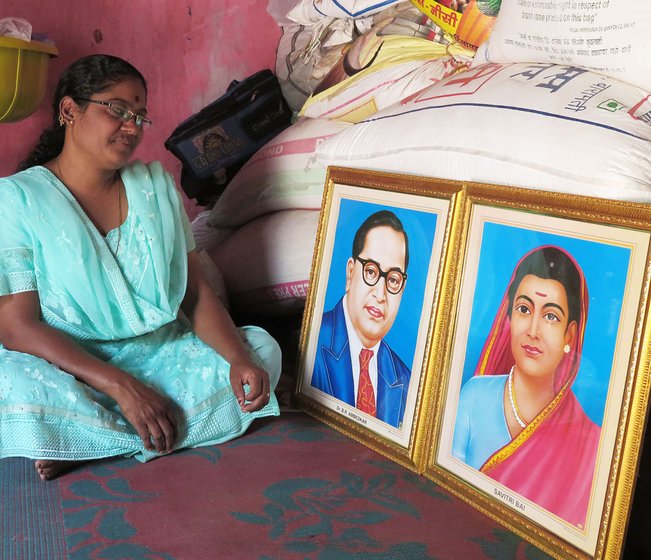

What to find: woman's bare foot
left=34, top=459, right=80, bottom=481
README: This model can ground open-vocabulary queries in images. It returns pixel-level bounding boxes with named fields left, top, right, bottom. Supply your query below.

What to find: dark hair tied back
left=18, top=54, right=146, bottom=171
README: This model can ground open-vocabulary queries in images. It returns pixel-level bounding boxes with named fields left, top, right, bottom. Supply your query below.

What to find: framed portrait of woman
left=295, top=167, right=461, bottom=470
left=425, top=182, right=651, bottom=559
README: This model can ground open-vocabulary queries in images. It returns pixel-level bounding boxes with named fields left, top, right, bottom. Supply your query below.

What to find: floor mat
left=2, top=412, right=552, bottom=560
left=1, top=457, right=67, bottom=559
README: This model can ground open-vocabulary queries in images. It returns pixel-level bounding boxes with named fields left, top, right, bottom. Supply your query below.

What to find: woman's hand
left=0, top=291, right=178, bottom=453
left=229, top=360, right=272, bottom=412
left=111, top=378, right=178, bottom=453
left=183, top=250, right=274, bottom=413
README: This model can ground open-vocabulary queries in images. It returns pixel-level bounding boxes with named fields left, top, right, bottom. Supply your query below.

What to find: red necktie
left=357, top=348, right=376, bottom=416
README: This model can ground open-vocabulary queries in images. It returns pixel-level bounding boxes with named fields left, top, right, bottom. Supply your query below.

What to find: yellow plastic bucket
left=0, top=36, right=58, bottom=123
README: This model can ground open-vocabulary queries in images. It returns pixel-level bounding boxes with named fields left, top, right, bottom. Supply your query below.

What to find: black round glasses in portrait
left=355, top=256, right=407, bottom=295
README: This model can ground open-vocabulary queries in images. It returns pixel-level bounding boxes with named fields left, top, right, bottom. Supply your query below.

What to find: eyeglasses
left=355, top=256, right=407, bottom=295
left=77, top=98, right=152, bottom=128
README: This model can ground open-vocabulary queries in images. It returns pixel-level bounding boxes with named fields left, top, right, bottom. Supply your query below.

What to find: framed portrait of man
left=295, top=167, right=461, bottom=469
left=425, top=182, right=651, bottom=560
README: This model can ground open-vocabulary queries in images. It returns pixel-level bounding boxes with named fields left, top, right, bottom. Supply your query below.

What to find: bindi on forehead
left=134, top=94, right=140, bottom=103
left=535, top=291, right=548, bottom=297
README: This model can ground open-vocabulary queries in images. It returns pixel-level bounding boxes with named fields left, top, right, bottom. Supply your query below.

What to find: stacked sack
left=275, top=0, right=419, bottom=111
left=195, top=0, right=651, bottom=316
left=315, top=0, right=651, bottom=199
left=195, top=0, right=471, bottom=315
left=195, top=117, right=351, bottom=314
left=315, top=61, right=651, bottom=202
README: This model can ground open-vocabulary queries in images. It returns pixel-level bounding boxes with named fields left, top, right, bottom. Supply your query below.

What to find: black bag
left=164, top=69, right=293, bottom=204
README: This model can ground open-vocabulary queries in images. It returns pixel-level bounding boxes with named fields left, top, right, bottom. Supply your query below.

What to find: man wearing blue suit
left=311, top=210, right=411, bottom=428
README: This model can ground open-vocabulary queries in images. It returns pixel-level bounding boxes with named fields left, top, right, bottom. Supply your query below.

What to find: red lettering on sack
left=247, top=135, right=335, bottom=165
left=402, top=63, right=505, bottom=105
left=444, top=63, right=504, bottom=88
left=629, top=94, right=651, bottom=124
left=232, top=280, right=310, bottom=307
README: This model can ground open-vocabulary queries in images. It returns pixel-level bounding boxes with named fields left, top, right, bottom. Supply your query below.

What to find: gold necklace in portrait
left=508, top=365, right=528, bottom=429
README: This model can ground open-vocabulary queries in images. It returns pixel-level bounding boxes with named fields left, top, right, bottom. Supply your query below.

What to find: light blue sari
left=0, top=161, right=280, bottom=462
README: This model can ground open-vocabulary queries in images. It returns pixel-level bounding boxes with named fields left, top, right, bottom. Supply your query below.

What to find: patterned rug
left=3, top=412, right=556, bottom=560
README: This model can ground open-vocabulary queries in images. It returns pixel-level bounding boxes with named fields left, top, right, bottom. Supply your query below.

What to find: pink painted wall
left=0, top=0, right=283, bottom=219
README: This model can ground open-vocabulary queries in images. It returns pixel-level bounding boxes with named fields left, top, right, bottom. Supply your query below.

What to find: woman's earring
left=564, top=344, right=571, bottom=354
left=58, top=115, right=65, bottom=126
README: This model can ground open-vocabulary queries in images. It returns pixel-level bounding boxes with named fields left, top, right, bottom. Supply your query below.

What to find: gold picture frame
left=295, top=166, right=462, bottom=471
left=424, top=181, right=651, bottom=559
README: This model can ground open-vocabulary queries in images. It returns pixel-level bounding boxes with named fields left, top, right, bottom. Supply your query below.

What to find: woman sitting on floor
left=0, top=54, right=281, bottom=480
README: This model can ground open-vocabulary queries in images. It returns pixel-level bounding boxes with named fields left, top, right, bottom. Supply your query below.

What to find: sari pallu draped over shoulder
left=475, top=245, right=601, bottom=529
left=0, top=161, right=190, bottom=340
left=0, top=161, right=281, bottom=463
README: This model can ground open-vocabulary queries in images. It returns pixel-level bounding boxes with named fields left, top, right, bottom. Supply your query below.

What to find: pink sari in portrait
left=475, top=246, right=601, bottom=529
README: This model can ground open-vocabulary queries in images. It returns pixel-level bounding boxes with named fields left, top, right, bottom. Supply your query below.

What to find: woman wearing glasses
left=0, top=54, right=280, bottom=480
